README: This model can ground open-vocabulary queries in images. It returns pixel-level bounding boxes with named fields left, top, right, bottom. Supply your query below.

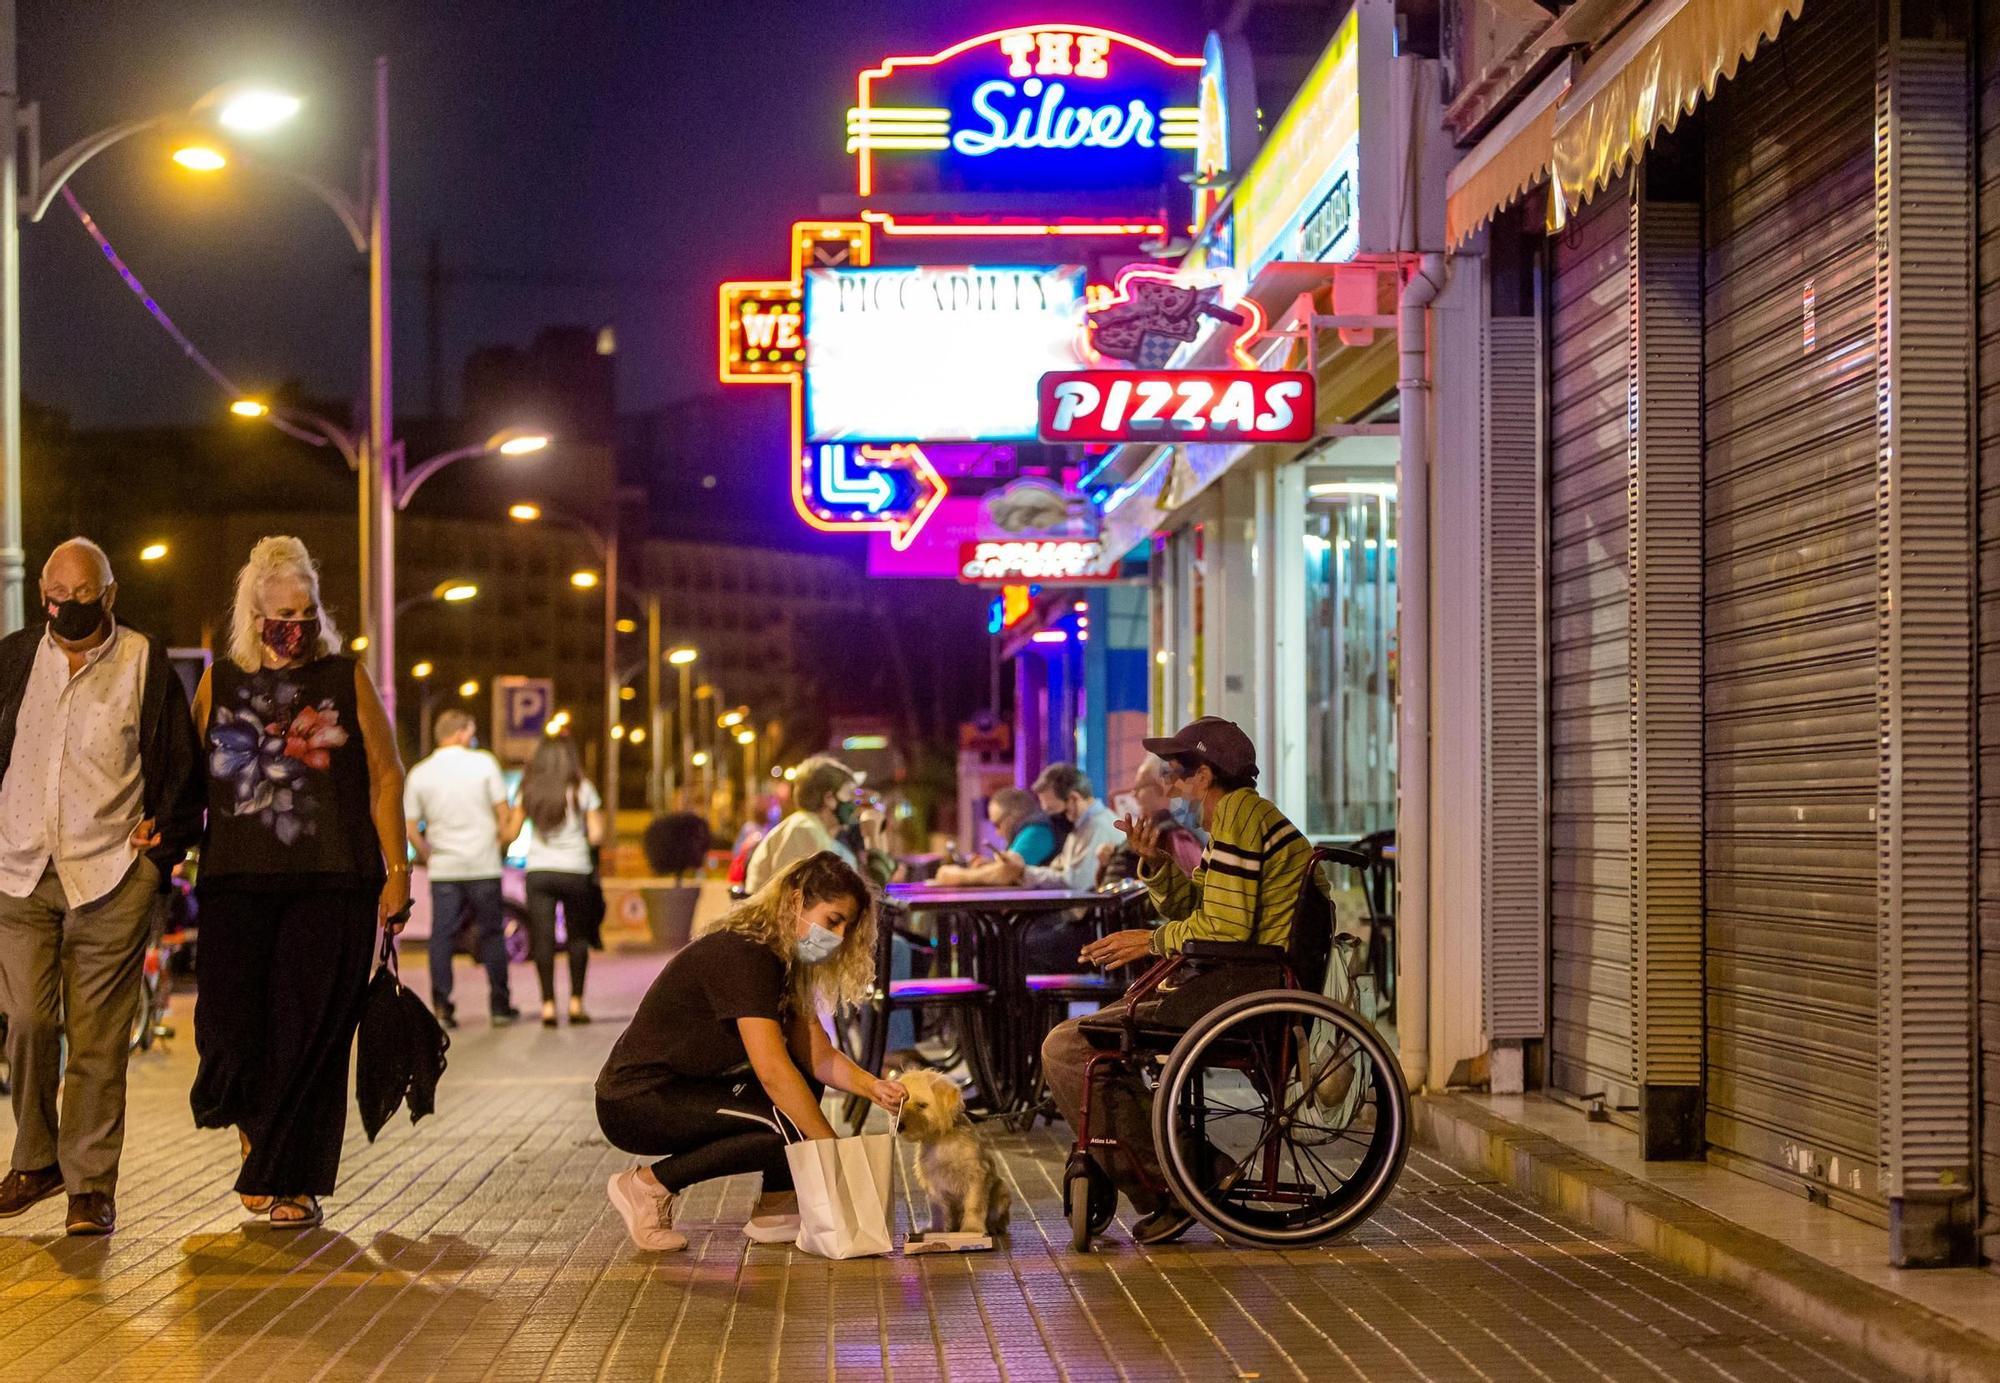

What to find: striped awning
left=1445, top=0, right=1807, bottom=248
left=1549, top=0, right=1805, bottom=226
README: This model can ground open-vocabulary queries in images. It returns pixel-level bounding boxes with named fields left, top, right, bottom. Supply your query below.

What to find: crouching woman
left=595, top=851, right=904, bottom=1251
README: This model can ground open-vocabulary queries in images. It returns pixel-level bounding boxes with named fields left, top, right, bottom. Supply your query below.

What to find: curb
left=1414, top=1094, right=2000, bottom=1383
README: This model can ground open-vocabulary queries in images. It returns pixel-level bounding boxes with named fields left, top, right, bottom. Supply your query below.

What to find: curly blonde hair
left=227, top=536, right=345, bottom=672
left=718, top=851, right=878, bottom=1014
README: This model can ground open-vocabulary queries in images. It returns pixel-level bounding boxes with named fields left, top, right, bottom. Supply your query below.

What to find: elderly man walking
left=0, top=538, right=204, bottom=1235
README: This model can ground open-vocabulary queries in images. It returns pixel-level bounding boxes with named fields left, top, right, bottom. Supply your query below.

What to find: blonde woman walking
left=189, top=537, right=408, bottom=1230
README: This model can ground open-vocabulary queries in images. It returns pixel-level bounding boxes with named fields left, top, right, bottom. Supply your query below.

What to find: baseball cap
left=1142, top=716, right=1258, bottom=780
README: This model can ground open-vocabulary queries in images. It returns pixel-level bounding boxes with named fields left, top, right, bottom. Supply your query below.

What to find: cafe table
left=880, top=882, right=1150, bottom=1114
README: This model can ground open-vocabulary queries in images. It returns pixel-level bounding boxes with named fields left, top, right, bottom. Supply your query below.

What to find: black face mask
left=46, top=597, right=106, bottom=642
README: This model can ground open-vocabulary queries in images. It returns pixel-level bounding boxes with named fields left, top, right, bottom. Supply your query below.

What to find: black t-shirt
left=596, top=930, right=790, bottom=1100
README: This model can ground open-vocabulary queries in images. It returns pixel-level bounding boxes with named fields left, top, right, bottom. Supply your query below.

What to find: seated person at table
left=933, top=787, right=1057, bottom=886
left=1041, top=717, right=1312, bottom=1245
left=998, top=764, right=1130, bottom=973
left=1096, top=754, right=1205, bottom=887
left=596, top=852, right=906, bottom=1252
left=746, top=757, right=890, bottom=889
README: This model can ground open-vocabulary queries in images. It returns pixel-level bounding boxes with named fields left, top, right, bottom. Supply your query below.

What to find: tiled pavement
left=0, top=951, right=1906, bottom=1381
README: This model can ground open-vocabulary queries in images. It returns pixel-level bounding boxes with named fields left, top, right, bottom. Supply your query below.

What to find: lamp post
left=669, top=647, right=699, bottom=813
left=0, top=48, right=325, bottom=630
left=512, top=502, right=620, bottom=823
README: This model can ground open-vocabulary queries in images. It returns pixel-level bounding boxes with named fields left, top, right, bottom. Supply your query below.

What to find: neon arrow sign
left=801, top=444, right=947, bottom=550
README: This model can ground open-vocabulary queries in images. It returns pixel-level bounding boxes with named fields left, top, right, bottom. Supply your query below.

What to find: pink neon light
left=1083, top=262, right=1270, bottom=370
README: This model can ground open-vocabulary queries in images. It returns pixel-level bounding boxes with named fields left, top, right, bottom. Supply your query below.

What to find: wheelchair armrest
left=1180, top=939, right=1289, bottom=966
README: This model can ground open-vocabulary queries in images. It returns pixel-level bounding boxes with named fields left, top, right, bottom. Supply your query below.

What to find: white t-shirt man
left=403, top=744, right=509, bottom=880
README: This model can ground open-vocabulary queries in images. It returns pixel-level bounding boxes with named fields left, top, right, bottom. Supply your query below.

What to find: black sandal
left=268, top=1196, right=323, bottom=1230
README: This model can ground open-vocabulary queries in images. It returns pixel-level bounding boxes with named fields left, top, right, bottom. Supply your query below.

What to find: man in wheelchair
left=1042, top=717, right=1313, bottom=1245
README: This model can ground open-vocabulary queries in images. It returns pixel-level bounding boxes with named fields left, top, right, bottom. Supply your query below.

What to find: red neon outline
left=861, top=210, right=1165, bottom=238
left=1082, top=262, right=1269, bottom=370
left=717, top=279, right=801, bottom=385
left=856, top=25, right=1202, bottom=197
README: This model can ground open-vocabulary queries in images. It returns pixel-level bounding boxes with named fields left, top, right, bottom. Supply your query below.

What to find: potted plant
left=638, top=813, right=712, bottom=949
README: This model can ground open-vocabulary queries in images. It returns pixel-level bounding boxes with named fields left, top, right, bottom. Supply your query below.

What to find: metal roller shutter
left=1978, top=1, right=2000, bottom=1268
left=1547, top=177, right=1637, bottom=1113
left=1701, top=0, right=1882, bottom=1208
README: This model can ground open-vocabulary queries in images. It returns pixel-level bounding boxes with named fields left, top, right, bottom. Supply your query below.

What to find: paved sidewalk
left=0, top=951, right=1908, bottom=1381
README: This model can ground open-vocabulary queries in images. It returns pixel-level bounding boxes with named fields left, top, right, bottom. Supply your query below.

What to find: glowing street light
left=411, top=661, right=434, bottom=679
left=570, top=569, right=600, bottom=589
left=169, top=142, right=228, bottom=172
left=214, top=89, right=303, bottom=134
left=719, top=709, right=746, bottom=729
left=691, top=751, right=710, bottom=768
left=507, top=503, right=541, bottom=522
left=348, top=636, right=369, bottom=652
left=620, top=685, right=637, bottom=701
left=496, top=432, right=550, bottom=456
left=668, top=646, right=698, bottom=666
left=138, top=542, right=168, bottom=562
left=629, top=727, right=647, bottom=745
left=615, top=617, right=638, bottom=634
left=458, top=679, right=480, bottom=698
left=735, top=728, right=756, bottom=746
left=611, top=724, right=626, bottom=741
left=437, top=581, right=479, bottom=603
left=230, top=399, right=270, bottom=418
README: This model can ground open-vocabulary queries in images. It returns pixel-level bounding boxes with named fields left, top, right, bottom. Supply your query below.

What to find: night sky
left=20, top=0, right=1208, bottom=430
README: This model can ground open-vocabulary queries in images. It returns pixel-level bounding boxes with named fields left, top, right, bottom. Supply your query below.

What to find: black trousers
left=596, top=1073, right=823, bottom=1194
left=524, top=870, right=593, bottom=1005
left=190, top=884, right=378, bottom=1198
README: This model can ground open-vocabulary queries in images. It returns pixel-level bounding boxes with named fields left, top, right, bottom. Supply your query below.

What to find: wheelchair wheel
left=1063, top=1158, right=1116, bottom=1252
left=1153, top=989, right=1409, bottom=1249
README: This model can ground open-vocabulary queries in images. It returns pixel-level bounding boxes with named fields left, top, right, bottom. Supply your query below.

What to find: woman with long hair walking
left=188, top=536, right=408, bottom=1229
left=504, top=736, right=606, bottom=1027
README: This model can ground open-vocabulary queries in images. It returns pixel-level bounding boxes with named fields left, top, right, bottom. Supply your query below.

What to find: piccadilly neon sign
left=849, top=24, right=1200, bottom=230
left=718, top=221, right=949, bottom=550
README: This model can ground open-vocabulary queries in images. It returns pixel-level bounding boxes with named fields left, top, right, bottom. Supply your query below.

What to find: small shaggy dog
left=895, top=1068, right=1011, bottom=1237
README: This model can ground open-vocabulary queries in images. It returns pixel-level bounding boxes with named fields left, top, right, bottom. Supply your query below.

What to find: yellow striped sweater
left=1142, top=788, right=1312, bottom=955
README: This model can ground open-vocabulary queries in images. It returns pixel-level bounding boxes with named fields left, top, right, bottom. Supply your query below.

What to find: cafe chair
left=1349, top=830, right=1396, bottom=1020
left=841, top=901, right=999, bottom=1129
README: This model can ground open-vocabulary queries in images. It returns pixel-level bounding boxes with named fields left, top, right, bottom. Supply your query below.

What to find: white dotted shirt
left=0, top=623, right=148, bottom=906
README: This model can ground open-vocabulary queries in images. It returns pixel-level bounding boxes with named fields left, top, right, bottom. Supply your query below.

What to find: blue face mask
left=794, top=922, right=843, bottom=965
left=1168, top=796, right=1204, bottom=833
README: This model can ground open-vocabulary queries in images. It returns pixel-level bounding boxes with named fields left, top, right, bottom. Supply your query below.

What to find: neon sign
left=850, top=25, right=1200, bottom=219
left=804, top=264, right=1086, bottom=442
left=1038, top=370, right=1315, bottom=443
left=959, top=540, right=1119, bottom=585
left=1085, top=263, right=1269, bottom=369
left=802, top=444, right=946, bottom=551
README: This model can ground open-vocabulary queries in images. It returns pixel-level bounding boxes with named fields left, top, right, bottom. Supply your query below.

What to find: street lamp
left=0, top=67, right=318, bottom=631
left=395, top=577, right=480, bottom=618
left=138, top=542, right=168, bottom=563
left=510, top=500, right=624, bottom=822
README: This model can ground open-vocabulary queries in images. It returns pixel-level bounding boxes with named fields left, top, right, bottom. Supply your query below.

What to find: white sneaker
left=744, top=1213, right=801, bottom=1244
left=606, top=1169, right=686, bottom=1252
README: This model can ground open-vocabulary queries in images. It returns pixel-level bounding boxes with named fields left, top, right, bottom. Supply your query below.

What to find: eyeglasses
left=43, top=583, right=103, bottom=604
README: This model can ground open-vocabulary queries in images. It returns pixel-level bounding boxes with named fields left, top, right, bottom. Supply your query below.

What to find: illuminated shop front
left=1083, top=0, right=1417, bottom=844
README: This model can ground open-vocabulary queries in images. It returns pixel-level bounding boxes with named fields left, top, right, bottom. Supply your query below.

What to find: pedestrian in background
left=505, top=735, right=605, bottom=1027
left=1095, top=755, right=1205, bottom=887
left=0, top=538, right=204, bottom=1238
left=188, top=536, right=408, bottom=1230
left=405, top=708, right=515, bottom=1028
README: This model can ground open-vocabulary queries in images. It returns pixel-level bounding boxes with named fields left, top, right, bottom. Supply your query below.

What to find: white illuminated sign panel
left=805, top=265, right=1087, bottom=442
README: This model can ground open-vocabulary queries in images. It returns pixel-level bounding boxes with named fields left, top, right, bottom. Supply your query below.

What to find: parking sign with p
left=494, top=676, right=555, bottom=765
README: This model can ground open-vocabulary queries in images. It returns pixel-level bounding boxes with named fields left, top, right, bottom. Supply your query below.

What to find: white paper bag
left=785, top=1131, right=895, bottom=1259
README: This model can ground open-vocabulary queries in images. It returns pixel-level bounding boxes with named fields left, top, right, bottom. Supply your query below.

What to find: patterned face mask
left=260, top=616, right=320, bottom=660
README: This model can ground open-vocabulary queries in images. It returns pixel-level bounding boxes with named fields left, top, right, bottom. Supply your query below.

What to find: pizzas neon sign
left=1037, top=370, right=1316, bottom=444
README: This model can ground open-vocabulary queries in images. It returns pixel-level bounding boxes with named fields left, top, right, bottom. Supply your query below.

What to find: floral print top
left=201, top=654, right=383, bottom=886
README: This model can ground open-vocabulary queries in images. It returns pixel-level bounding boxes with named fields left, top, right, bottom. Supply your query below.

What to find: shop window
left=1303, top=482, right=1397, bottom=838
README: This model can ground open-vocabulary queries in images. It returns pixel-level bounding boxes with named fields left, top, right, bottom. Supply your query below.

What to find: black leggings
left=524, top=870, right=593, bottom=1005
left=596, top=1073, right=823, bottom=1194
